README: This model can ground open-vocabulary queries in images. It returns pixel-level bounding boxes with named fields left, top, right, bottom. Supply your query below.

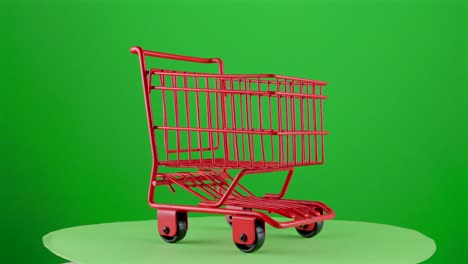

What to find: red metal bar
left=320, top=85, right=326, bottom=164
left=154, top=126, right=291, bottom=135
left=312, top=84, right=318, bottom=163
left=258, top=79, right=266, bottom=167
left=205, top=77, right=215, bottom=166
left=285, top=80, right=290, bottom=166
left=195, top=78, right=203, bottom=162
left=277, top=79, right=284, bottom=167
left=300, top=82, right=306, bottom=165
left=183, top=76, right=192, bottom=163
left=306, top=84, right=312, bottom=163
left=290, top=82, right=297, bottom=166
left=229, top=80, right=240, bottom=166
left=130, top=46, right=222, bottom=65
left=158, top=159, right=323, bottom=169
left=160, top=76, right=169, bottom=162
left=172, top=76, right=182, bottom=163
left=247, top=80, right=254, bottom=167
left=240, top=79, right=247, bottom=162
left=264, top=168, right=294, bottom=199
left=149, top=202, right=335, bottom=229
left=152, top=86, right=328, bottom=100
left=129, top=47, right=161, bottom=210
left=267, top=82, right=274, bottom=164
left=276, top=131, right=328, bottom=136
left=198, top=168, right=294, bottom=208
left=148, top=69, right=327, bottom=86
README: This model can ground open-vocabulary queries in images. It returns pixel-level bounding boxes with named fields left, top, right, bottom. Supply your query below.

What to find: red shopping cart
left=130, top=46, right=335, bottom=253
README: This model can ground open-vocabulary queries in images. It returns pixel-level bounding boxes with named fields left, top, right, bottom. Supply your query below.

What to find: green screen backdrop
left=1, top=0, right=465, bottom=263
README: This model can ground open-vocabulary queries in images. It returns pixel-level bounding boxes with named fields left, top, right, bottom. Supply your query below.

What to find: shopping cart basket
left=130, top=46, right=335, bottom=253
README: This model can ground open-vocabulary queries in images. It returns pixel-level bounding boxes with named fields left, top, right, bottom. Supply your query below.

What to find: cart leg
left=226, top=206, right=253, bottom=227
left=148, top=165, right=158, bottom=206
left=225, top=205, right=242, bottom=226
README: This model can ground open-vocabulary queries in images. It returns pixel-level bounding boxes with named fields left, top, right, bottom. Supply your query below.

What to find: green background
left=1, top=0, right=465, bottom=263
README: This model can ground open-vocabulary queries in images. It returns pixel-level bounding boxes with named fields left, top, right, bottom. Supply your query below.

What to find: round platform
left=43, top=217, right=435, bottom=264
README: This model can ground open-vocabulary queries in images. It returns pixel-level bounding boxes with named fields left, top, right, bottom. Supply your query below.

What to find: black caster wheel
left=296, top=207, right=324, bottom=238
left=295, top=221, right=324, bottom=238
left=160, top=212, right=188, bottom=243
left=234, top=220, right=265, bottom=253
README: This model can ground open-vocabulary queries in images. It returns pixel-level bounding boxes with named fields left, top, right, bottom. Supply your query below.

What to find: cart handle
left=130, top=46, right=224, bottom=73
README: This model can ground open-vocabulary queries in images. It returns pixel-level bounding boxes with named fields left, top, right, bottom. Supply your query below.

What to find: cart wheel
left=295, top=207, right=324, bottom=238
left=160, top=212, right=188, bottom=243
left=295, top=221, right=324, bottom=238
left=234, top=220, right=265, bottom=253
